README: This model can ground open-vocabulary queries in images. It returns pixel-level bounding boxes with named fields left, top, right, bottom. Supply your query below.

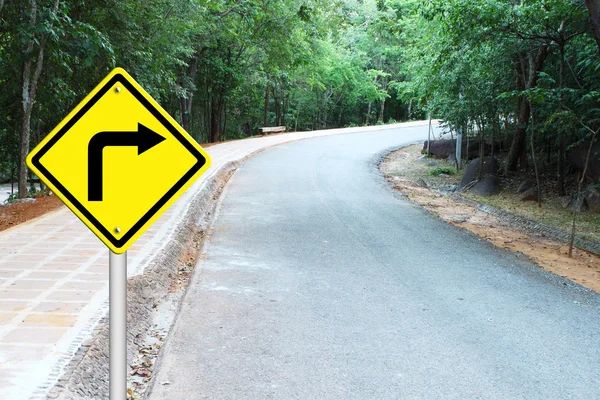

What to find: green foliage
left=1, top=0, right=599, bottom=194
left=6, top=192, right=20, bottom=204
left=0, top=0, right=416, bottom=160
left=429, top=167, right=455, bottom=176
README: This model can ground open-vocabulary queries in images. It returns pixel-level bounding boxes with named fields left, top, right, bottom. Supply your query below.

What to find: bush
left=429, top=167, right=455, bottom=176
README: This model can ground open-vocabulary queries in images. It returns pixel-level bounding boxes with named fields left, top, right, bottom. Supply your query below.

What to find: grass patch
left=429, top=167, right=455, bottom=176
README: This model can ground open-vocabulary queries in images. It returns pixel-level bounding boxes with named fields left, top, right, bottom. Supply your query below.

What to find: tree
left=17, top=0, right=59, bottom=198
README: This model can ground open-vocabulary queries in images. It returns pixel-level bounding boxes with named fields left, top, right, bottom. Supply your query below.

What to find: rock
left=422, top=139, right=490, bottom=160
left=438, top=184, right=458, bottom=193
left=517, top=179, right=535, bottom=193
left=459, top=157, right=500, bottom=189
left=469, top=176, right=502, bottom=197
left=422, top=140, right=454, bottom=159
left=560, top=192, right=593, bottom=212
left=416, top=178, right=428, bottom=188
left=572, top=196, right=588, bottom=212
left=567, top=139, right=600, bottom=183
left=451, top=215, right=470, bottom=223
left=559, top=196, right=572, bottom=208
left=520, top=187, right=538, bottom=202
left=584, top=186, right=600, bottom=213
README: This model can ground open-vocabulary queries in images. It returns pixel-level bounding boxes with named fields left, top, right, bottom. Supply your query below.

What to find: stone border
left=47, top=159, right=242, bottom=400
left=450, top=193, right=600, bottom=255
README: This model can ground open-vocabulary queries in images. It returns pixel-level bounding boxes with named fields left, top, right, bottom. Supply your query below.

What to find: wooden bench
left=259, top=126, right=286, bottom=135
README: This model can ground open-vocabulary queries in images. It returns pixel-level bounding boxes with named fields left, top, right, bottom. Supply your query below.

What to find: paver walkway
left=0, top=121, right=431, bottom=399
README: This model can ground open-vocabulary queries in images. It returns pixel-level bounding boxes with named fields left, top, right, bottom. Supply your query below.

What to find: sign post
left=26, top=68, right=212, bottom=398
left=109, top=251, right=127, bottom=399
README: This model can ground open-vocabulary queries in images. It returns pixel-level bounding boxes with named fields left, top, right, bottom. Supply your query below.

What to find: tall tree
left=18, top=0, right=59, bottom=198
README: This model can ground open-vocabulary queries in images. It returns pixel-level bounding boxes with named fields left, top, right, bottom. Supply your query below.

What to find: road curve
left=149, top=125, right=600, bottom=400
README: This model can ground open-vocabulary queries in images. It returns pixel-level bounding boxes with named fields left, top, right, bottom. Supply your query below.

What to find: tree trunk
left=19, top=100, right=33, bottom=198
left=179, top=96, right=189, bottom=130
left=558, top=134, right=566, bottom=195
left=18, top=0, right=37, bottom=198
left=321, top=88, right=331, bottom=129
left=221, top=101, right=227, bottom=140
left=378, top=80, right=388, bottom=124
left=282, top=95, right=288, bottom=127
left=10, top=166, right=15, bottom=195
left=273, top=87, right=281, bottom=126
left=365, top=102, right=372, bottom=125
left=476, top=118, right=486, bottom=180
left=557, top=45, right=566, bottom=196
left=568, top=126, right=599, bottom=256
left=179, top=57, right=198, bottom=132
left=466, top=131, right=470, bottom=161
left=530, top=101, right=542, bottom=208
left=519, top=145, right=528, bottom=170
left=337, top=94, right=344, bottom=127
left=210, top=98, right=221, bottom=143
left=18, top=0, right=59, bottom=198
left=585, top=0, right=600, bottom=53
left=427, top=116, right=432, bottom=155
left=505, top=46, right=548, bottom=172
left=263, top=83, right=269, bottom=127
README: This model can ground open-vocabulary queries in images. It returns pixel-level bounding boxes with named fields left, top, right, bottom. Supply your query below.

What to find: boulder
left=469, top=176, right=502, bottom=197
left=438, top=184, right=458, bottom=193
left=416, top=178, right=428, bottom=188
left=561, top=195, right=587, bottom=212
left=520, top=188, right=539, bottom=202
left=584, top=186, right=600, bottom=213
left=517, top=179, right=535, bottom=193
left=422, top=139, right=491, bottom=161
left=459, top=157, right=500, bottom=189
left=558, top=196, right=572, bottom=209
left=572, top=196, right=588, bottom=212
left=567, top=139, right=600, bottom=183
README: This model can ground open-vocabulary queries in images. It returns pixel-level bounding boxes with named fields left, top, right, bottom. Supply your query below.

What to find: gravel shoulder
left=381, top=144, right=600, bottom=293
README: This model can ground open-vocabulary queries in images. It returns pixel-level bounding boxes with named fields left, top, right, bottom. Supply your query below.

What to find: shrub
left=429, top=167, right=455, bottom=176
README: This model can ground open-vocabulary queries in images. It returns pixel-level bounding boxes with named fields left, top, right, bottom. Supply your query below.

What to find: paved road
left=149, top=126, right=600, bottom=400
left=0, top=122, right=424, bottom=399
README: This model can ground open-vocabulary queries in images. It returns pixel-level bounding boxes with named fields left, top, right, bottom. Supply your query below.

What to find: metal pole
left=109, top=251, right=127, bottom=399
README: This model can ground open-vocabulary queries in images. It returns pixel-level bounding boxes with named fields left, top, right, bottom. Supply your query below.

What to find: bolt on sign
left=26, top=68, right=212, bottom=254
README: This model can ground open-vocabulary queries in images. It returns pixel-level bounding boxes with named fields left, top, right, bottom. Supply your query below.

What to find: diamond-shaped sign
left=26, top=68, right=211, bottom=254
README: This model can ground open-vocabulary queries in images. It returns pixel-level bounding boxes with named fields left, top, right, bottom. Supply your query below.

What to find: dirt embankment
left=381, top=145, right=600, bottom=293
left=0, top=193, right=64, bottom=232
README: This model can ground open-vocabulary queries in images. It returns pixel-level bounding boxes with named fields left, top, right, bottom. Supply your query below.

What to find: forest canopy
left=1, top=0, right=600, bottom=200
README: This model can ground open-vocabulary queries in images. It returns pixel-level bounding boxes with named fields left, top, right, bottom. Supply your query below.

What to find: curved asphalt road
left=149, top=126, right=600, bottom=400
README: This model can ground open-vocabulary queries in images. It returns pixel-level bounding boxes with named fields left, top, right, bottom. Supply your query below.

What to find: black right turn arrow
left=88, top=123, right=165, bottom=201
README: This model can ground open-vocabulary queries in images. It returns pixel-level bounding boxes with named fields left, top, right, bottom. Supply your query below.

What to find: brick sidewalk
left=0, top=121, right=429, bottom=399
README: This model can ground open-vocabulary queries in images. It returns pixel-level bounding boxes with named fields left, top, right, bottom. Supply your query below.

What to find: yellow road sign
left=26, top=68, right=211, bottom=254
